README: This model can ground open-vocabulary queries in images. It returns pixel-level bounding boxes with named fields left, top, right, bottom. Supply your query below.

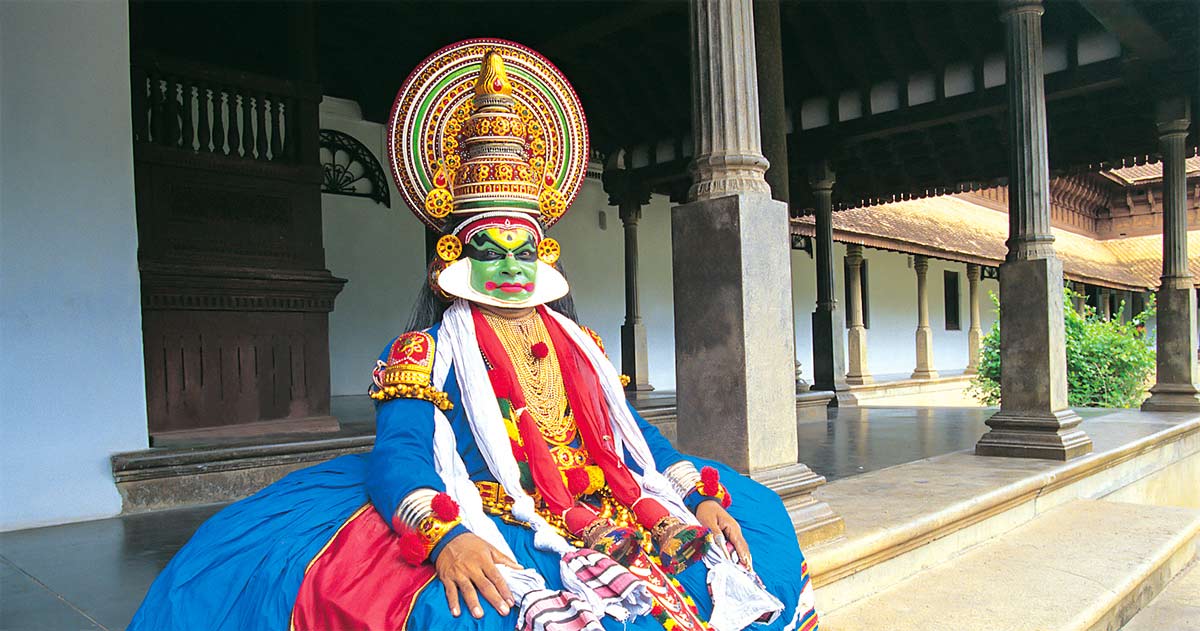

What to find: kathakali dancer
left=130, top=39, right=818, bottom=631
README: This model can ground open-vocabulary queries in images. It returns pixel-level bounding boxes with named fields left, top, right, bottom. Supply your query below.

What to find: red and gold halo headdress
left=388, top=39, right=587, bottom=307
left=387, top=38, right=588, bottom=233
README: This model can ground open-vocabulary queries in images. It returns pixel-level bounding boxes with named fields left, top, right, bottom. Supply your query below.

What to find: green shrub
left=968, top=288, right=1156, bottom=408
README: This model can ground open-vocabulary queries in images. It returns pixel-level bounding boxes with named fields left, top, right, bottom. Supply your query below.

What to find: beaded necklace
left=480, top=309, right=575, bottom=444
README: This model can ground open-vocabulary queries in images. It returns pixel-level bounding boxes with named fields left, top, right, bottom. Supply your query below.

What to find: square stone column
left=674, top=0, right=842, bottom=543
left=911, top=255, right=939, bottom=379
left=1143, top=98, right=1200, bottom=411
left=845, top=244, right=873, bottom=385
left=965, top=263, right=983, bottom=374
left=975, top=0, right=1091, bottom=460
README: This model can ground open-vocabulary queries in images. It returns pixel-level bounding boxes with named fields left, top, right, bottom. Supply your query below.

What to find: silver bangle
left=395, top=488, right=438, bottom=530
left=663, top=461, right=702, bottom=498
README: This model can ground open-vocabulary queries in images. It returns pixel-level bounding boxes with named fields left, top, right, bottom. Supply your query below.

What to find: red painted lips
left=485, top=281, right=535, bottom=293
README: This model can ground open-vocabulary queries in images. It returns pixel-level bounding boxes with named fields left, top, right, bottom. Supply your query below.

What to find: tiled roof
left=1101, top=156, right=1200, bottom=185
left=793, top=195, right=1200, bottom=290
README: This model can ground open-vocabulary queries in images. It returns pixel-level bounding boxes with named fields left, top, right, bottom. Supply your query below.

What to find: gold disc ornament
left=435, top=235, right=463, bottom=262
left=387, top=39, right=589, bottom=232
left=537, top=238, right=561, bottom=265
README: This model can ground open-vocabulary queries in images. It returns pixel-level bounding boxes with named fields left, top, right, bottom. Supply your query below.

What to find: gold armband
left=370, top=331, right=453, bottom=411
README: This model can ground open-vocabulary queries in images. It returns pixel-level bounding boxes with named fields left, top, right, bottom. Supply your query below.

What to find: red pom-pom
left=398, top=530, right=428, bottom=565
left=431, top=493, right=459, bottom=522
left=564, top=468, right=590, bottom=495
left=531, top=342, right=550, bottom=359
left=700, top=466, right=720, bottom=493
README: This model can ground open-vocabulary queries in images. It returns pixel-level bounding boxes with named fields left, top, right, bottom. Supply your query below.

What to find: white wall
left=320, top=98, right=428, bottom=396
left=1, top=1, right=148, bottom=531
left=551, top=186, right=678, bottom=390
left=790, top=245, right=999, bottom=382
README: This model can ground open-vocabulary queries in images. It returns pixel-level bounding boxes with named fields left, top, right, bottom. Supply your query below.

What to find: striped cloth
left=519, top=589, right=602, bottom=631
left=559, top=549, right=653, bottom=621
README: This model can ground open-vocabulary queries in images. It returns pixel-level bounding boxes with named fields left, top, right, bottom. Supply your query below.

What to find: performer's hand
left=435, top=533, right=522, bottom=619
left=695, top=500, right=752, bottom=569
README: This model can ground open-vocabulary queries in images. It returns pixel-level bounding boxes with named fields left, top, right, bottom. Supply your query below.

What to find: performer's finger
left=491, top=548, right=524, bottom=571
left=483, top=561, right=515, bottom=609
left=723, top=522, right=752, bottom=568
left=474, top=570, right=510, bottom=617
left=458, top=578, right=484, bottom=619
left=443, top=578, right=461, bottom=617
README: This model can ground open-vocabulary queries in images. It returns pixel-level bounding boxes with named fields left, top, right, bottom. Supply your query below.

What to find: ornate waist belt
left=473, top=480, right=643, bottom=545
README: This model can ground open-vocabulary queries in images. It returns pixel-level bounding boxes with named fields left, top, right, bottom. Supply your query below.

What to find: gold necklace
left=480, top=310, right=575, bottom=443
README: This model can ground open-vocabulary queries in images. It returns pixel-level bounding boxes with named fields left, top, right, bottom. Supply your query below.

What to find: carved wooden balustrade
left=131, top=55, right=344, bottom=444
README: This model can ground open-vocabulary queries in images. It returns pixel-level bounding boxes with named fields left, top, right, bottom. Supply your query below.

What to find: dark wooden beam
left=538, top=2, right=676, bottom=59
left=863, top=2, right=910, bottom=84
left=1079, top=0, right=1172, bottom=61
left=796, top=59, right=1125, bottom=150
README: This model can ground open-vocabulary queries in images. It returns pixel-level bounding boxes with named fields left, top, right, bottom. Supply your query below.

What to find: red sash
left=472, top=306, right=645, bottom=515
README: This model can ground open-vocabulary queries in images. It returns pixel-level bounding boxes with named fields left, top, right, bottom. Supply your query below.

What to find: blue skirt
left=129, top=455, right=813, bottom=631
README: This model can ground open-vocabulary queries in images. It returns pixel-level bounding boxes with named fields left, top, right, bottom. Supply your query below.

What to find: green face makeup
left=465, top=228, right=539, bottom=302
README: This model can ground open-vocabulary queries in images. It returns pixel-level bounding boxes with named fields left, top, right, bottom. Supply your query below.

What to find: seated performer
left=130, top=39, right=818, bottom=631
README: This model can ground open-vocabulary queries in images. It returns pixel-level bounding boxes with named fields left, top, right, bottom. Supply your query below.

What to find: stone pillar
left=1143, top=98, right=1200, bottom=411
left=845, top=244, right=873, bottom=384
left=976, top=0, right=1092, bottom=460
left=754, top=0, right=789, bottom=204
left=966, top=263, right=983, bottom=374
left=1070, top=281, right=1087, bottom=314
left=674, top=0, right=841, bottom=543
left=602, top=155, right=654, bottom=392
left=911, top=255, right=939, bottom=379
left=1097, top=286, right=1112, bottom=320
left=810, top=161, right=851, bottom=399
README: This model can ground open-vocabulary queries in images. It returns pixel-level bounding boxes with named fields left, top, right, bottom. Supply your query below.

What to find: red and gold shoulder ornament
left=370, top=330, right=453, bottom=410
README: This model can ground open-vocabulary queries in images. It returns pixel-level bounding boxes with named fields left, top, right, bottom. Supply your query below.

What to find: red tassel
left=509, top=438, right=527, bottom=462
left=398, top=530, right=428, bottom=565
left=531, top=342, right=549, bottom=359
left=564, top=467, right=590, bottom=496
left=431, top=493, right=459, bottom=522
left=700, top=466, right=720, bottom=494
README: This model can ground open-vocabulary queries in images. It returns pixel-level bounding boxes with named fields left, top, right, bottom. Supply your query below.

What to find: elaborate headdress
left=388, top=39, right=589, bottom=308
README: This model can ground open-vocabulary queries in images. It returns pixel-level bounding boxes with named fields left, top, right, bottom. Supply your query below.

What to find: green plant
left=968, top=288, right=1156, bottom=408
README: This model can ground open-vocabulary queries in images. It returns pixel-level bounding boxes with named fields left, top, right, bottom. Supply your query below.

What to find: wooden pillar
left=845, top=244, right=872, bottom=384
left=810, top=161, right=850, bottom=397
left=602, top=156, right=655, bottom=392
left=911, top=255, right=938, bottom=379
left=966, top=263, right=983, bottom=374
left=1143, top=97, right=1200, bottom=411
left=975, top=0, right=1091, bottom=460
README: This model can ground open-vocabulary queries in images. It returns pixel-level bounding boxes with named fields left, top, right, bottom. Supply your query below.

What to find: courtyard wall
left=1, top=1, right=148, bottom=531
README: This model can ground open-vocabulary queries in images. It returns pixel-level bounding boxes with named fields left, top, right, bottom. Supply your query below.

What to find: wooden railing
left=131, top=55, right=320, bottom=166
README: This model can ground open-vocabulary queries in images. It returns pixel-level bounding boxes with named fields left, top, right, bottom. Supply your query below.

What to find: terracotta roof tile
left=793, top=196, right=1198, bottom=290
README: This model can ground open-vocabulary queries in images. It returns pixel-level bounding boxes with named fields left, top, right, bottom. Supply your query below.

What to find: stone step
left=820, top=499, right=1200, bottom=631
left=807, top=411, right=1200, bottom=608
left=1120, top=558, right=1200, bottom=631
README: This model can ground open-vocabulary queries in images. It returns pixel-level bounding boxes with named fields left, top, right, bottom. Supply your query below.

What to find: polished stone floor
left=0, top=405, right=1097, bottom=630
